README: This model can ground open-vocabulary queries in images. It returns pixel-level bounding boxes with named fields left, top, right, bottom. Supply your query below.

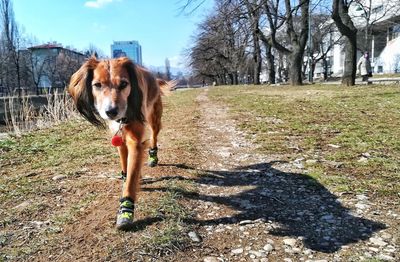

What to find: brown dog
left=68, top=56, right=174, bottom=230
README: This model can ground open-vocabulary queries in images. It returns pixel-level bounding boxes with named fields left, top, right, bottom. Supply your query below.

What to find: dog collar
left=117, top=117, right=128, bottom=124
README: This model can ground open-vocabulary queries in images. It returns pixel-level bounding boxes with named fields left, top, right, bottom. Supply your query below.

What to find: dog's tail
left=157, top=79, right=178, bottom=95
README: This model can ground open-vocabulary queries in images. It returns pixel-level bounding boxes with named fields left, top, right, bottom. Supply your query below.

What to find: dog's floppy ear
left=121, top=58, right=144, bottom=123
left=68, top=56, right=104, bottom=127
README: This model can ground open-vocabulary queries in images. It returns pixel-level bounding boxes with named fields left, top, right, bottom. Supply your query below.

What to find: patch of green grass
left=139, top=179, right=194, bottom=255
left=208, top=84, right=400, bottom=197
left=0, top=120, right=115, bottom=202
left=1, top=119, right=115, bottom=169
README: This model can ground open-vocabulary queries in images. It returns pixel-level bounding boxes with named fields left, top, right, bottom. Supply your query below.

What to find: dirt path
left=172, top=88, right=398, bottom=261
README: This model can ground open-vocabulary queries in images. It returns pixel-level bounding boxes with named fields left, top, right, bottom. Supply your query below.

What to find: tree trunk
left=342, top=37, right=357, bottom=86
left=265, top=43, right=275, bottom=84
left=289, top=50, right=304, bottom=86
left=322, top=57, right=328, bottom=80
left=252, top=27, right=261, bottom=85
left=263, top=0, right=309, bottom=86
left=253, top=39, right=261, bottom=85
left=332, top=0, right=357, bottom=86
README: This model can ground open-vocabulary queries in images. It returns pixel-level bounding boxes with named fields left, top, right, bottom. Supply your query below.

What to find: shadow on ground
left=142, top=162, right=386, bottom=253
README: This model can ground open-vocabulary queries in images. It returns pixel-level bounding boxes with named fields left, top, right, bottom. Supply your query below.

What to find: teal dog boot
left=116, top=197, right=135, bottom=231
left=148, top=147, right=158, bottom=167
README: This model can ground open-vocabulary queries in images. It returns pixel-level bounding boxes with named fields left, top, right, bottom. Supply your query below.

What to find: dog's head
left=68, top=57, right=143, bottom=126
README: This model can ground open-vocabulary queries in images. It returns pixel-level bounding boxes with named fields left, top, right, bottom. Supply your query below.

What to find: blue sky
left=13, top=0, right=213, bottom=68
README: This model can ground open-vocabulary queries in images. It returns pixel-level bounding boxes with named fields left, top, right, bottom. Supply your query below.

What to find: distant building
left=319, top=0, right=400, bottom=76
left=111, top=40, right=142, bottom=65
left=28, top=43, right=85, bottom=90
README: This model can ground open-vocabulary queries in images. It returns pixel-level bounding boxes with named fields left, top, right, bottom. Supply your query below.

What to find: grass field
left=0, top=84, right=399, bottom=260
left=208, top=84, right=400, bottom=197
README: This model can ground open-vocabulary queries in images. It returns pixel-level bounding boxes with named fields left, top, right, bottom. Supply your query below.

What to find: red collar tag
left=111, top=121, right=124, bottom=147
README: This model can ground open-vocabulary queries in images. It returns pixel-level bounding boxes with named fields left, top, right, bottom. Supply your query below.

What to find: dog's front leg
left=117, top=144, right=128, bottom=178
left=116, top=122, right=144, bottom=230
left=123, top=122, right=145, bottom=201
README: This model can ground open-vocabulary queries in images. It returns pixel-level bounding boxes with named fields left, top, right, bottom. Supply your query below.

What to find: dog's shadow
left=141, top=162, right=386, bottom=253
left=125, top=216, right=164, bottom=232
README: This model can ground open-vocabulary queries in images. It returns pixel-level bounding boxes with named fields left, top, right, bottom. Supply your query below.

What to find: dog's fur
left=68, top=56, right=173, bottom=202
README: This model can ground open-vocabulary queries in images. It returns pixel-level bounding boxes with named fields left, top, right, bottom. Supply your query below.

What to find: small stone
left=283, top=258, right=292, bottom=262
left=188, top=231, right=201, bottom=242
left=13, top=200, right=31, bottom=210
left=355, top=203, right=369, bottom=210
left=249, top=250, right=264, bottom=257
left=239, top=220, right=253, bottom=225
left=324, top=160, right=344, bottom=168
left=266, top=238, right=275, bottom=244
left=231, top=248, right=244, bottom=255
left=327, top=144, right=341, bottom=148
left=361, top=152, right=371, bottom=158
left=364, top=252, right=372, bottom=258
left=52, top=175, right=67, bottom=181
left=381, top=232, right=392, bottom=240
left=263, top=244, right=274, bottom=252
left=283, top=238, right=297, bottom=247
left=293, top=158, right=304, bottom=169
left=284, top=248, right=293, bottom=253
left=369, top=237, right=387, bottom=247
left=31, top=221, right=45, bottom=228
left=203, top=257, right=219, bottom=262
left=376, top=254, right=395, bottom=261
left=368, top=247, right=379, bottom=252
left=292, top=247, right=301, bottom=254
left=356, top=194, right=369, bottom=201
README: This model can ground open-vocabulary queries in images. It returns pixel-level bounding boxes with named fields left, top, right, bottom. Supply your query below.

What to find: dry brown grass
left=2, top=91, right=77, bottom=136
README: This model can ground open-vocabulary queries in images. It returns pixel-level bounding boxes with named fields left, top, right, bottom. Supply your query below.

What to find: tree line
left=186, top=0, right=400, bottom=86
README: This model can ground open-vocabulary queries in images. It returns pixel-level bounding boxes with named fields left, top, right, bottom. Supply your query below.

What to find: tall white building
left=111, top=40, right=142, bottom=65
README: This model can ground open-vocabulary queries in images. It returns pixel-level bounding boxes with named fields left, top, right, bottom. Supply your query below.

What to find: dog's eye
left=93, top=82, right=102, bottom=89
left=119, top=81, right=128, bottom=89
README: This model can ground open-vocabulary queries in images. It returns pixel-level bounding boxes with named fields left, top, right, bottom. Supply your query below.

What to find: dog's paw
left=148, top=147, right=158, bottom=167
left=116, top=197, right=135, bottom=231
left=148, top=157, right=158, bottom=167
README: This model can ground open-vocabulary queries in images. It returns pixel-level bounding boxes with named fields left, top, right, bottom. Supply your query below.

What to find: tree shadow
left=142, top=162, right=386, bottom=253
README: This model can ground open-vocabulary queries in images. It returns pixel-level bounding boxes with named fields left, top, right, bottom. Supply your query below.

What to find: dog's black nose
left=105, top=107, right=119, bottom=118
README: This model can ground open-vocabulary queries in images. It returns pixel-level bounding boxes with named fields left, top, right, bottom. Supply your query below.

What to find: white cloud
left=84, top=0, right=115, bottom=8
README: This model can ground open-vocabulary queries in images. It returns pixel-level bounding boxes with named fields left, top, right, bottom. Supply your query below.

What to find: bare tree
left=262, top=0, right=310, bottom=85
left=84, top=43, right=106, bottom=58
left=0, top=0, right=23, bottom=95
left=189, top=0, right=250, bottom=85
left=332, top=0, right=357, bottom=86
left=307, top=13, right=343, bottom=81
left=243, top=0, right=262, bottom=84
